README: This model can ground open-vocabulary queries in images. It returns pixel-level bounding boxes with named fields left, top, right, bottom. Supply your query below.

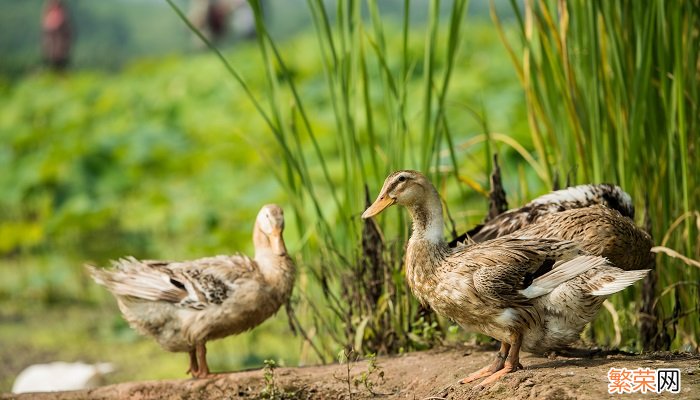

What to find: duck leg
left=193, top=342, right=211, bottom=378
left=459, top=342, right=511, bottom=384
left=186, top=349, right=199, bottom=377
left=475, top=333, right=523, bottom=388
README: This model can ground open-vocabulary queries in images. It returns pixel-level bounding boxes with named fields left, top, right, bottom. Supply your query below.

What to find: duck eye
left=398, top=176, right=406, bottom=182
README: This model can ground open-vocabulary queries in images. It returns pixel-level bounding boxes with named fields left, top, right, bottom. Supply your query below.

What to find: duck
left=450, top=183, right=635, bottom=245
left=362, top=171, right=649, bottom=386
left=87, top=204, right=295, bottom=378
left=511, top=204, right=653, bottom=272
left=12, top=362, right=114, bottom=393
left=465, top=205, right=654, bottom=358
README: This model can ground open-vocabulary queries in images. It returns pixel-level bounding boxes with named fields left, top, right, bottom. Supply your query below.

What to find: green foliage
left=352, top=352, right=386, bottom=396
left=335, top=349, right=389, bottom=398
left=259, top=359, right=296, bottom=399
left=407, top=316, right=443, bottom=351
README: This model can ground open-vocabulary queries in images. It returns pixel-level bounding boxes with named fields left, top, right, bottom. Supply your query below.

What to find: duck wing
left=456, top=237, right=607, bottom=306
left=514, top=205, right=653, bottom=271
left=87, top=254, right=257, bottom=310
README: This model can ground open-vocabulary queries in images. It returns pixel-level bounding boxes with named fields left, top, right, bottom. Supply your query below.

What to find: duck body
left=525, top=261, right=647, bottom=352
left=407, top=235, right=577, bottom=346
left=514, top=205, right=653, bottom=271
left=461, top=203, right=654, bottom=353
left=363, top=171, right=648, bottom=385
left=88, top=204, right=295, bottom=377
left=452, top=183, right=635, bottom=245
left=406, top=231, right=643, bottom=353
left=102, top=254, right=293, bottom=352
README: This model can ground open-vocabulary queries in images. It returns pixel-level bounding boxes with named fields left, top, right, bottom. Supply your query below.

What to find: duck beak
left=362, top=195, right=395, bottom=219
left=270, top=229, right=287, bottom=256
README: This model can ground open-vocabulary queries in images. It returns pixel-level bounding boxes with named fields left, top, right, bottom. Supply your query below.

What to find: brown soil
left=2, top=345, right=698, bottom=400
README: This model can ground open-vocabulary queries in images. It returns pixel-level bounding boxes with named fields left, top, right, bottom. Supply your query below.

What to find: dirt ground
left=2, top=345, right=698, bottom=400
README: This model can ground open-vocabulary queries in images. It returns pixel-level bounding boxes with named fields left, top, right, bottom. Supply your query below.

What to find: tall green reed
left=496, top=0, right=699, bottom=350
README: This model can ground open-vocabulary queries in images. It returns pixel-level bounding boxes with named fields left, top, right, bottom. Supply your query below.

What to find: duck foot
left=186, top=349, right=199, bottom=376
left=191, top=342, right=211, bottom=379
left=463, top=333, right=523, bottom=388
left=473, top=361, right=521, bottom=389
left=460, top=342, right=510, bottom=384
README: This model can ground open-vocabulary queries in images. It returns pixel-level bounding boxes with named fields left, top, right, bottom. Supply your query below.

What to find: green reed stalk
left=498, top=0, right=699, bottom=350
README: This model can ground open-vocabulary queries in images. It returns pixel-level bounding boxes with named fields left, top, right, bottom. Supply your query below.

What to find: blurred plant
left=336, top=347, right=358, bottom=399
left=352, top=352, right=389, bottom=396
left=260, top=359, right=280, bottom=399
left=407, top=316, right=443, bottom=351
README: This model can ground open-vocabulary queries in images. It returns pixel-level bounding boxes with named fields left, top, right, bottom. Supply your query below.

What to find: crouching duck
left=451, top=183, right=636, bottom=245
left=363, top=171, right=648, bottom=386
left=88, top=204, right=295, bottom=378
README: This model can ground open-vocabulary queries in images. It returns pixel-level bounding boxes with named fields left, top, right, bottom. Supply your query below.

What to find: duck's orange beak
left=362, top=195, right=395, bottom=219
left=270, top=229, right=287, bottom=256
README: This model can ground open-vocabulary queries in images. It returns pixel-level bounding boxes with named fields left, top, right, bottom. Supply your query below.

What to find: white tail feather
left=590, top=269, right=650, bottom=296
left=520, top=255, right=608, bottom=299
left=86, top=262, right=179, bottom=302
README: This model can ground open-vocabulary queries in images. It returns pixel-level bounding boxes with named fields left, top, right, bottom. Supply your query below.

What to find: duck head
left=254, top=204, right=287, bottom=256
left=362, top=170, right=435, bottom=218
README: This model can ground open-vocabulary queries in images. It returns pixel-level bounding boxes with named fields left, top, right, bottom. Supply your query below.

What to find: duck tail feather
left=520, top=255, right=608, bottom=299
left=86, top=261, right=183, bottom=302
left=590, top=269, right=650, bottom=296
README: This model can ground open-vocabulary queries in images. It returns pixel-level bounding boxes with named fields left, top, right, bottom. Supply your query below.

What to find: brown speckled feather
left=405, top=229, right=611, bottom=346
left=453, top=237, right=580, bottom=306
left=516, top=205, right=653, bottom=271
left=451, top=184, right=635, bottom=245
left=89, top=255, right=260, bottom=310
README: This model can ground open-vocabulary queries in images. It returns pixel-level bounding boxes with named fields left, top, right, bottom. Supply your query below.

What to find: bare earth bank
left=2, top=345, right=698, bottom=400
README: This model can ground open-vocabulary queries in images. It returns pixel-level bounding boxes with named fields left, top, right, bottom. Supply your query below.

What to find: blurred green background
left=1, top=0, right=697, bottom=393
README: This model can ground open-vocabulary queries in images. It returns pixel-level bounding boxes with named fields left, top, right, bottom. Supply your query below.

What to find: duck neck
left=253, top=229, right=295, bottom=295
left=404, top=189, right=449, bottom=297
left=407, top=200, right=445, bottom=244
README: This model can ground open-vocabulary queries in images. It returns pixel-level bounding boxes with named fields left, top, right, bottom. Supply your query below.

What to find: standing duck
left=362, top=171, right=648, bottom=386
left=451, top=183, right=635, bottom=245
left=88, top=204, right=295, bottom=378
